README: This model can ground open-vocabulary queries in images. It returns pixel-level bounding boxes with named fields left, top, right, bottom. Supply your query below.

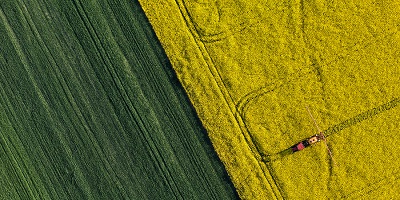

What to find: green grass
left=0, top=0, right=238, bottom=199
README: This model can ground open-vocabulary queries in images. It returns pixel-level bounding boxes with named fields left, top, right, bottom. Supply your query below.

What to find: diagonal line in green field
left=0, top=0, right=238, bottom=199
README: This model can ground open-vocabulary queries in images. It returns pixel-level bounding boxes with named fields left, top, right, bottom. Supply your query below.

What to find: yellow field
left=139, top=0, right=400, bottom=199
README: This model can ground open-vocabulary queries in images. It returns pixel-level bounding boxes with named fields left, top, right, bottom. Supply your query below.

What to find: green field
left=0, top=0, right=238, bottom=199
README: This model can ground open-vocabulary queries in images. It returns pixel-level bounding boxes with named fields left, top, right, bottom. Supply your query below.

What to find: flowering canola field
left=139, top=0, right=400, bottom=199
